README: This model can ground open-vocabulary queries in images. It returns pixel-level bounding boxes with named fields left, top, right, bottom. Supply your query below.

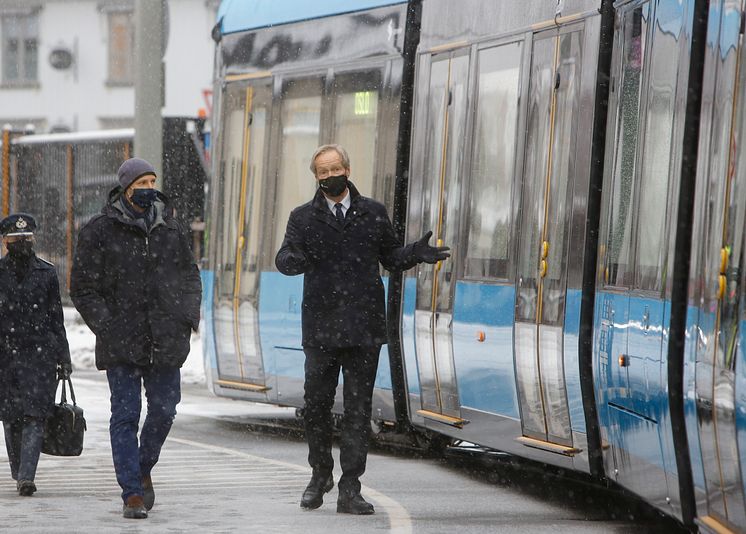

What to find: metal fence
left=1, top=118, right=208, bottom=303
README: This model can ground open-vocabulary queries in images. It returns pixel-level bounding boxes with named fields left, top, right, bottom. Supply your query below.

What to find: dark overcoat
left=70, top=188, right=202, bottom=370
left=275, top=182, right=418, bottom=348
left=0, top=255, right=71, bottom=420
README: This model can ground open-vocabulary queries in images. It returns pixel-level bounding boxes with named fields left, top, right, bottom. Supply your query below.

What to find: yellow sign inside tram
left=355, top=91, right=373, bottom=116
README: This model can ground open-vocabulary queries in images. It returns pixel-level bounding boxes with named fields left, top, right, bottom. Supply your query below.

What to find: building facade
left=0, top=0, right=218, bottom=132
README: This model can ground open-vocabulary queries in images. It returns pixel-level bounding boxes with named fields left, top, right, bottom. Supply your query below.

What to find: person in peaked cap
left=0, top=213, right=36, bottom=237
left=70, top=158, right=201, bottom=519
left=0, top=212, right=72, bottom=497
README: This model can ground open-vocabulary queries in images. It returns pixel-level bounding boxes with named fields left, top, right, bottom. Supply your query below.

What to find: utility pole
left=1, top=124, right=10, bottom=217
left=134, top=0, right=167, bottom=181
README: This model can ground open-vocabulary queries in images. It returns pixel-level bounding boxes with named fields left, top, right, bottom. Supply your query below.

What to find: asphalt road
left=0, top=371, right=687, bottom=533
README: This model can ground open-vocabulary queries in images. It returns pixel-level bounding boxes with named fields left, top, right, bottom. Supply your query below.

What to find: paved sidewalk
left=0, top=374, right=406, bottom=533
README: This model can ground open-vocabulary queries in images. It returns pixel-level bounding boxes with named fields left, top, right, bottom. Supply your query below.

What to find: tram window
left=271, top=78, right=324, bottom=264
left=604, top=4, right=648, bottom=288
left=415, top=58, right=450, bottom=310
left=633, top=4, right=683, bottom=292
left=214, top=85, right=247, bottom=297
left=405, top=54, right=433, bottom=249
left=238, top=85, right=271, bottom=300
left=333, top=71, right=381, bottom=199
left=464, top=42, right=522, bottom=281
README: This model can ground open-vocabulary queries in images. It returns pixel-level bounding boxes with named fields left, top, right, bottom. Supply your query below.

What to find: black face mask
left=318, top=175, right=348, bottom=197
left=6, top=240, right=33, bottom=259
left=130, top=188, right=159, bottom=209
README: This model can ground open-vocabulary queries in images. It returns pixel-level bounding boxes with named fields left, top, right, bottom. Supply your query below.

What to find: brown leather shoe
left=123, top=495, right=148, bottom=519
left=142, top=475, right=155, bottom=511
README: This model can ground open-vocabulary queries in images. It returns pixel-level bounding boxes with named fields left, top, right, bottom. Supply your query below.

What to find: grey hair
left=309, top=144, right=350, bottom=175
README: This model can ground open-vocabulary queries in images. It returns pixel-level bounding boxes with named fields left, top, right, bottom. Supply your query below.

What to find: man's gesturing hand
left=414, top=230, right=451, bottom=264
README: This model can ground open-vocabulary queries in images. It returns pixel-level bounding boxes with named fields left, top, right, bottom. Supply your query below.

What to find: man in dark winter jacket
left=0, top=213, right=71, bottom=498
left=275, top=144, right=449, bottom=515
left=70, top=157, right=201, bottom=520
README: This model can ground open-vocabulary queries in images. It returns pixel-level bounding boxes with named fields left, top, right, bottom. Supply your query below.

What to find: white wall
left=164, top=0, right=216, bottom=118
left=0, top=0, right=217, bottom=132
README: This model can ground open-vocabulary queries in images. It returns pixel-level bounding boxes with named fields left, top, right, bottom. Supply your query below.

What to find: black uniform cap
left=0, top=213, right=36, bottom=237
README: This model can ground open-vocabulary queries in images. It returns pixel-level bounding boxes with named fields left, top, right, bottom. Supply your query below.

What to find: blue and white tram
left=400, top=0, right=606, bottom=477
left=592, top=1, right=746, bottom=531
left=403, top=0, right=746, bottom=531
left=205, top=0, right=746, bottom=531
left=682, top=1, right=746, bottom=531
left=204, top=0, right=418, bottom=422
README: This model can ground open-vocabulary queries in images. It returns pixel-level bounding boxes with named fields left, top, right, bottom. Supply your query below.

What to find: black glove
left=57, top=363, right=72, bottom=380
left=286, top=249, right=309, bottom=270
left=413, top=231, right=451, bottom=264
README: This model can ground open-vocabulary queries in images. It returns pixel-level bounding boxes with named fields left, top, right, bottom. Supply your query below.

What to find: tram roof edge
left=217, top=0, right=407, bottom=35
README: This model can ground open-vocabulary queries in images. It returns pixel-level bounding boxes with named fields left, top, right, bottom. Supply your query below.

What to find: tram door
left=413, top=51, right=469, bottom=425
left=214, top=82, right=271, bottom=392
left=513, top=28, right=584, bottom=447
left=694, top=6, right=746, bottom=522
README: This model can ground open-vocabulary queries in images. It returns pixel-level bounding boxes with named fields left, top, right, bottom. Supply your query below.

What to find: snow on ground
left=63, top=307, right=206, bottom=385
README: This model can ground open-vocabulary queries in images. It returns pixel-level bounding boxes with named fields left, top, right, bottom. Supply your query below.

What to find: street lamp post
left=134, top=0, right=168, bottom=182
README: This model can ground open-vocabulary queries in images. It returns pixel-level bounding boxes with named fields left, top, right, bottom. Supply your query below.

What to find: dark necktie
left=334, top=203, right=345, bottom=225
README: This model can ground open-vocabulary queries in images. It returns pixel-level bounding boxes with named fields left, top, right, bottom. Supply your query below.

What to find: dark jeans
left=3, top=416, right=45, bottom=482
left=106, top=364, right=181, bottom=502
left=302, top=345, right=380, bottom=496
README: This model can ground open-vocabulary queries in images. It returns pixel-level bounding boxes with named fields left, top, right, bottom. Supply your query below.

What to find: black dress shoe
left=337, top=493, right=375, bottom=515
left=300, top=475, right=334, bottom=510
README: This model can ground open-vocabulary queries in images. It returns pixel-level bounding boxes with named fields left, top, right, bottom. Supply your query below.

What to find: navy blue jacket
left=70, top=188, right=201, bottom=369
left=0, top=255, right=71, bottom=419
left=275, top=182, right=417, bottom=348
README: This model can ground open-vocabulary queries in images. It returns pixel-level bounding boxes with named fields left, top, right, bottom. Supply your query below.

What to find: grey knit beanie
left=117, top=157, right=156, bottom=191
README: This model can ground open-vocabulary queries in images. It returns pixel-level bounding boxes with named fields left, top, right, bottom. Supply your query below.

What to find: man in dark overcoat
left=70, top=157, right=201, bottom=519
left=0, top=213, right=72, bottom=497
left=275, top=144, right=449, bottom=515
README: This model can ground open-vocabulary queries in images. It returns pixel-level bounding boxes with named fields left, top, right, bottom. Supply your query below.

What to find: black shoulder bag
left=42, top=377, right=86, bottom=456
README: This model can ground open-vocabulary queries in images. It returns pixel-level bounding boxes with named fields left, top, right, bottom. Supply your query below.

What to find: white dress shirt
left=325, top=190, right=351, bottom=218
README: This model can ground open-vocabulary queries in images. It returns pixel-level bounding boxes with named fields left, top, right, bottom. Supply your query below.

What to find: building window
left=108, top=10, right=134, bottom=85
left=2, top=12, right=39, bottom=85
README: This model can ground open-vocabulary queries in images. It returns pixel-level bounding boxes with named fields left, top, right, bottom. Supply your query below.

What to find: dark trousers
left=106, top=364, right=181, bottom=502
left=303, top=345, right=381, bottom=496
left=3, top=416, right=45, bottom=482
